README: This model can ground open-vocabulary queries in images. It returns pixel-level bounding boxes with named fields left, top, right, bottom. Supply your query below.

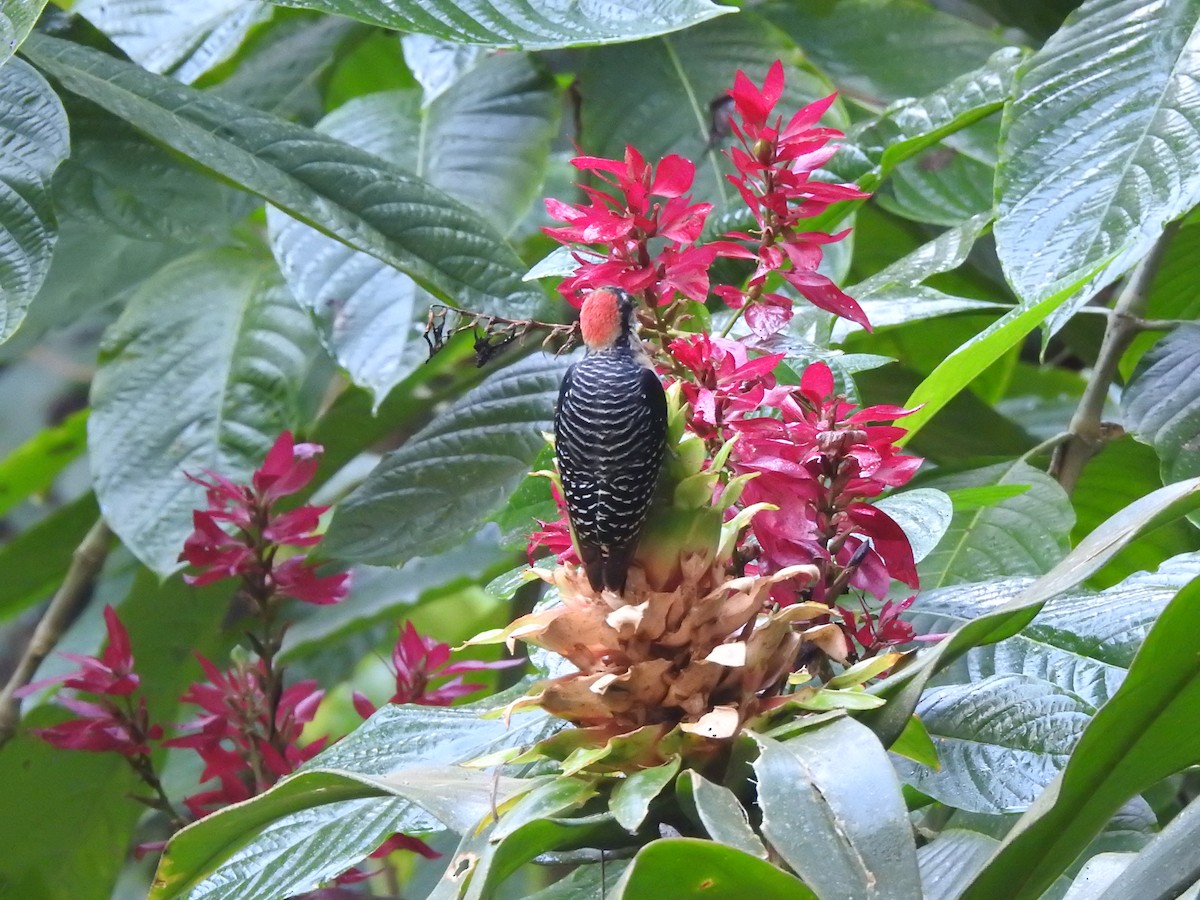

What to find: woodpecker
left=554, top=287, right=668, bottom=593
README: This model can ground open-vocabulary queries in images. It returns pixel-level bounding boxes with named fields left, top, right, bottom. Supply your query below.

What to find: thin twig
left=1050, top=226, right=1177, bottom=494
left=0, top=518, right=113, bottom=746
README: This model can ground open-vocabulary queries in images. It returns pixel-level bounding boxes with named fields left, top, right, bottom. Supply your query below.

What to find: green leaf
left=0, top=493, right=98, bottom=617
left=762, top=0, right=1008, bottom=105
left=268, top=53, right=559, bottom=403
left=88, top=248, right=321, bottom=575
left=323, top=352, right=569, bottom=565
left=894, top=674, right=1093, bottom=814
left=995, top=0, right=1200, bottom=319
left=579, top=11, right=840, bottom=208
left=1095, top=796, right=1200, bottom=900
left=154, top=691, right=558, bottom=899
left=882, top=151, right=996, bottom=227
left=918, top=461, right=1074, bottom=589
left=268, top=0, right=734, bottom=48
left=73, top=0, right=272, bottom=83
left=751, top=719, right=921, bottom=900
left=675, top=769, right=768, bottom=860
left=0, top=0, right=49, bottom=63
left=22, top=33, right=543, bottom=316
left=52, top=95, right=253, bottom=244
left=614, top=838, right=816, bottom=900
left=918, top=829, right=1002, bottom=900
left=873, top=488, right=952, bottom=565
left=610, top=757, right=679, bottom=833
left=1120, top=221, right=1200, bottom=381
left=910, top=552, right=1200, bottom=709
left=0, top=409, right=87, bottom=517
left=898, top=263, right=1106, bottom=443
left=850, top=214, right=994, bottom=297
left=0, top=57, right=70, bottom=344
left=889, top=715, right=939, bottom=769
left=864, top=476, right=1200, bottom=745
left=961, top=574, right=1200, bottom=900
left=1123, top=325, right=1200, bottom=484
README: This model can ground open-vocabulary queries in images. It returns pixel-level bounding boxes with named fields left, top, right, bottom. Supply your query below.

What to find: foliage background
left=2, top=0, right=1200, bottom=898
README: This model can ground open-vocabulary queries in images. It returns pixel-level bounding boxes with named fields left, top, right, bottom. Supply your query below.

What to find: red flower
left=18, top=606, right=162, bottom=759
left=717, top=61, right=871, bottom=335
left=667, top=333, right=783, bottom=441
left=167, top=655, right=325, bottom=818
left=543, top=147, right=718, bottom=308
left=352, top=622, right=523, bottom=718
left=732, top=362, right=921, bottom=607
left=179, top=431, right=350, bottom=606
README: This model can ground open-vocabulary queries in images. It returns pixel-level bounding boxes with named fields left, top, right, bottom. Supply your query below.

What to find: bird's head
left=579, top=287, right=636, bottom=351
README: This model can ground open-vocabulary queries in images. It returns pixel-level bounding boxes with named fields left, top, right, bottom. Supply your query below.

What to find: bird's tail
left=580, top=543, right=634, bottom=594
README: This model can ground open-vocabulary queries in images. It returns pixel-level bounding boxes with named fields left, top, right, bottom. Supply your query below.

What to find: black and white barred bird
left=554, top=287, right=668, bottom=593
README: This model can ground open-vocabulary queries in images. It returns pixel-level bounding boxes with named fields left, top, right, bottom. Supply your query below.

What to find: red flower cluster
left=180, top=432, right=350, bottom=606
left=544, top=148, right=723, bottom=307
left=732, top=362, right=921, bottom=607
left=166, top=655, right=325, bottom=818
left=352, top=621, right=521, bottom=718
left=16, top=606, right=160, bottom=757
left=717, top=61, right=871, bottom=336
left=667, top=333, right=784, bottom=443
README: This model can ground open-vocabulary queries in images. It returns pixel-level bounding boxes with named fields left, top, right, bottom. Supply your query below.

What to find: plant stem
left=0, top=518, right=113, bottom=747
left=1050, top=227, right=1175, bottom=494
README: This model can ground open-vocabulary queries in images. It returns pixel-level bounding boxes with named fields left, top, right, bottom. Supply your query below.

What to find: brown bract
left=501, top=554, right=824, bottom=740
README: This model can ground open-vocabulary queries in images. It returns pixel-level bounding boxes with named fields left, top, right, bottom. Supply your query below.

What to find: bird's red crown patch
left=579, top=289, right=622, bottom=348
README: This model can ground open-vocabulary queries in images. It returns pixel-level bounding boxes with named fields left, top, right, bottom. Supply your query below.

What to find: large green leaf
left=893, top=674, right=1093, bottom=814
left=22, top=33, right=542, bottom=316
left=882, top=152, right=996, bottom=227
left=73, top=0, right=271, bottom=83
left=88, top=248, right=321, bottom=575
left=154, top=691, right=558, bottom=899
left=752, top=719, right=921, bottom=900
left=323, top=352, right=569, bottom=565
left=52, top=95, right=253, bottom=244
left=995, top=0, right=1200, bottom=323
left=910, top=552, right=1200, bottom=709
left=268, top=53, right=559, bottom=403
left=864, top=475, right=1200, bottom=745
left=579, top=11, right=839, bottom=209
left=1123, top=324, right=1200, bottom=484
left=918, top=829, right=1002, bottom=900
left=614, top=838, right=816, bottom=899
left=961, top=574, right=1200, bottom=899
left=0, top=57, right=69, bottom=344
left=918, top=461, right=1074, bottom=589
left=268, top=0, right=733, bottom=48
left=762, top=0, right=1008, bottom=106
left=0, top=0, right=49, bottom=64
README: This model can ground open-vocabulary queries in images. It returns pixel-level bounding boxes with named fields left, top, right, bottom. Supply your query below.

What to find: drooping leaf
left=893, top=673, right=1093, bottom=814
left=323, top=352, right=570, bottom=565
left=675, top=770, right=768, bottom=860
left=610, top=758, right=679, bottom=833
left=268, top=53, right=559, bottom=403
left=52, top=96, right=254, bottom=244
left=751, top=719, right=921, bottom=900
left=614, top=838, right=815, bottom=899
left=864, top=475, right=1200, bottom=745
left=72, top=0, right=272, bottom=83
left=0, top=57, right=70, bottom=344
left=995, top=0, right=1200, bottom=328
left=267, top=0, right=734, bottom=48
left=961, top=574, right=1200, bottom=900
left=579, top=10, right=840, bottom=208
left=1123, top=324, right=1200, bottom=485
left=1095, top=796, right=1200, bottom=900
left=154, top=689, right=558, bottom=900
left=918, top=461, right=1074, bottom=589
left=22, top=33, right=543, bottom=316
left=910, top=552, right=1200, bottom=709
left=88, top=248, right=321, bottom=575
